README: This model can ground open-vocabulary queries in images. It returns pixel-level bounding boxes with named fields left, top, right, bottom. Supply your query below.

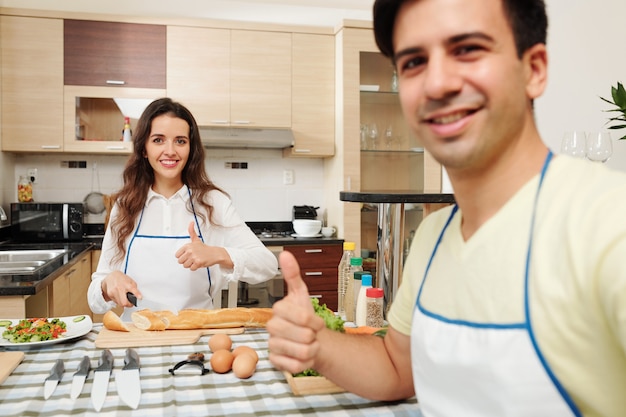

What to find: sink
left=0, top=249, right=69, bottom=277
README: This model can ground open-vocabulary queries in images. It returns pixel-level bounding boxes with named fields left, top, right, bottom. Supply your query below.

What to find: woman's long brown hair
left=109, top=98, right=225, bottom=264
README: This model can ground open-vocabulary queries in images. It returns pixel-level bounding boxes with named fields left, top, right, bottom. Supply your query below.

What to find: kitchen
left=3, top=1, right=620, bottom=414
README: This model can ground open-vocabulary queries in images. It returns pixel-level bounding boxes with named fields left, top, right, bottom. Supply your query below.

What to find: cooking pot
left=293, top=205, right=319, bottom=220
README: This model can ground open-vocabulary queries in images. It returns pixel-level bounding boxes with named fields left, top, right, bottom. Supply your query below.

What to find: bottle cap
left=353, top=271, right=370, bottom=280
left=350, top=257, right=362, bottom=266
left=366, top=287, right=384, bottom=298
left=362, top=274, right=372, bottom=287
left=343, top=242, right=355, bottom=251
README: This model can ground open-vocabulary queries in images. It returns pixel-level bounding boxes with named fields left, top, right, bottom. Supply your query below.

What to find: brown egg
left=232, top=345, right=259, bottom=363
left=232, top=353, right=257, bottom=379
left=210, top=349, right=234, bottom=374
left=208, top=333, right=232, bottom=352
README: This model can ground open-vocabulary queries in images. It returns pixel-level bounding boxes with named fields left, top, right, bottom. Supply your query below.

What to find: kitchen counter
left=340, top=191, right=455, bottom=312
left=0, top=241, right=94, bottom=296
left=0, top=327, right=421, bottom=416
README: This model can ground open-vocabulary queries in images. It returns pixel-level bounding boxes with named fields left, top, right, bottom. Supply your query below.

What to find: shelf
left=360, top=148, right=424, bottom=154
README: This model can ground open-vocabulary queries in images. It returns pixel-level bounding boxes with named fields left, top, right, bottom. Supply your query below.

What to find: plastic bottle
left=344, top=257, right=363, bottom=322
left=365, top=287, right=384, bottom=328
left=355, top=273, right=373, bottom=326
left=337, top=242, right=356, bottom=318
left=122, top=117, right=132, bottom=142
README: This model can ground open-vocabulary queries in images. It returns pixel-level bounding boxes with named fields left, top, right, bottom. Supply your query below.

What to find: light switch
left=283, top=169, right=294, bottom=185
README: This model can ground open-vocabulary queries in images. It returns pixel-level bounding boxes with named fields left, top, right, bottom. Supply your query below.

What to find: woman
left=88, top=98, right=278, bottom=320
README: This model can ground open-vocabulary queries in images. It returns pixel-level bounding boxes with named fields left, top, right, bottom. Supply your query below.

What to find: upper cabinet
left=64, top=20, right=166, bottom=89
left=286, top=33, right=335, bottom=157
left=167, top=27, right=291, bottom=128
left=1, top=16, right=64, bottom=152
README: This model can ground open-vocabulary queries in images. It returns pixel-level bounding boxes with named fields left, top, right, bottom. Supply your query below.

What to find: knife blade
left=70, top=355, right=91, bottom=399
left=44, top=359, right=65, bottom=399
left=126, top=292, right=178, bottom=314
left=91, top=349, right=114, bottom=412
left=115, top=348, right=141, bottom=409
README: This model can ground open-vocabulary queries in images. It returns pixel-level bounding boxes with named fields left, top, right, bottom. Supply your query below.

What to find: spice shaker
left=365, top=287, right=384, bottom=328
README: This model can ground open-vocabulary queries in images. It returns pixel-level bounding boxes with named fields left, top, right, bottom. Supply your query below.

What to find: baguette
left=102, top=310, right=130, bottom=332
left=131, top=308, right=273, bottom=330
left=131, top=309, right=170, bottom=331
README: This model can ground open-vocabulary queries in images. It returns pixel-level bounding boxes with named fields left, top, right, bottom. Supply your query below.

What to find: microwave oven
left=10, top=202, right=84, bottom=241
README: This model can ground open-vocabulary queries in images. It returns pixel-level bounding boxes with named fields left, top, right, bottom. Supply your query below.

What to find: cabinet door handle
left=304, top=271, right=323, bottom=276
left=106, top=80, right=126, bottom=85
left=210, top=120, right=229, bottom=124
left=304, top=249, right=323, bottom=253
left=233, top=120, right=251, bottom=125
left=105, top=145, right=126, bottom=150
left=310, top=295, right=322, bottom=299
left=41, top=145, right=61, bottom=149
left=293, top=149, right=311, bottom=153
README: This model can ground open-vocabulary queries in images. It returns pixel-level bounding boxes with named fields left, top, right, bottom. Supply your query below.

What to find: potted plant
left=600, top=82, right=626, bottom=140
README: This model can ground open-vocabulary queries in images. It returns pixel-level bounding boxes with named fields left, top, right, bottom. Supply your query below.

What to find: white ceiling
left=0, top=0, right=375, bottom=27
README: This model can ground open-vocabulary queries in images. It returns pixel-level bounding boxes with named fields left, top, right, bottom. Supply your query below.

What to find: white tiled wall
left=12, top=149, right=326, bottom=223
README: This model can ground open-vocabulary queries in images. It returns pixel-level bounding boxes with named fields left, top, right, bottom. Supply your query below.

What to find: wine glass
left=586, top=131, right=613, bottom=163
left=360, top=124, right=369, bottom=150
left=369, top=123, right=379, bottom=150
left=560, top=131, right=587, bottom=158
left=384, top=125, right=394, bottom=149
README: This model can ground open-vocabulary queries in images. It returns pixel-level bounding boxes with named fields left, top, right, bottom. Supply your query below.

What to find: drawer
left=301, top=267, right=337, bottom=292
left=284, top=244, right=342, bottom=268
left=310, top=292, right=338, bottom=312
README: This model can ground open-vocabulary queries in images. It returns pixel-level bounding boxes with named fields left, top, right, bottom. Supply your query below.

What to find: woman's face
left=144, top=114, right=191, bottom=188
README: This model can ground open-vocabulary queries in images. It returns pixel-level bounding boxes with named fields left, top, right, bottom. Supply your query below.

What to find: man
left=267, top=0, right=626, bottom=415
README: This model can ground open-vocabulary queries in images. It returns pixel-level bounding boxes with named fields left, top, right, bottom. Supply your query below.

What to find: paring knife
left=91, top=349, right=114, bottom=412
left=126, top=292, right=178, bottom=314
left=70, top=355, right=91, bottom=399
left=115, top=348, right=141, bottom=409
left=44, top=359, right=65, bottom=399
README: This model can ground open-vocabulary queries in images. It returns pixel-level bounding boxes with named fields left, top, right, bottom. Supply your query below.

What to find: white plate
left=0, top=315, right=93, bottom=349
left=291, top=233, right=322, bottom=238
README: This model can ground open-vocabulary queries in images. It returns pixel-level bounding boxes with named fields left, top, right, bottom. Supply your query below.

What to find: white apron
left=411, top=152, right=581, bottom=417
left=120, top=192, right=213, bottom=321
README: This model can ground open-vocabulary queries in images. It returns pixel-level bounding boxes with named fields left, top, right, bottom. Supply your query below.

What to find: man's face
left=393, top=0, right=535, bottom=173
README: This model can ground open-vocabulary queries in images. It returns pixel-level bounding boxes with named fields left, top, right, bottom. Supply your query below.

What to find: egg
left=232, top=353, right=257, bottom=379
left=232, top=345, right=259, bottom=363
left=208, top=333, right=232, bottom=352
left=210, top=349, right=234, bottom=374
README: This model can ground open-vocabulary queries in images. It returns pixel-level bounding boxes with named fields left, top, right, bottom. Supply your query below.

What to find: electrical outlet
left=283, top=169, right=294, bottom=185
left=28, top=168, right=38, bottom=183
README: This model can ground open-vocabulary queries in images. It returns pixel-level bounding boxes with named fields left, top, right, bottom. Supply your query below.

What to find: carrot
left=344, top=326, right=382, bottom=335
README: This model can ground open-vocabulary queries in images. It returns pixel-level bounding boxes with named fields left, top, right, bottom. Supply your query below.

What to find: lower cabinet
left=49, top=251, right=92, bottom=318
left=90, top=250, right=123, bottom=323
left=283, top=243, right=342, bottom=311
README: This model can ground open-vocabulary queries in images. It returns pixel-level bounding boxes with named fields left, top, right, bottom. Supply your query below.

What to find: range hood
left=199, top=126, right=294, bottom=149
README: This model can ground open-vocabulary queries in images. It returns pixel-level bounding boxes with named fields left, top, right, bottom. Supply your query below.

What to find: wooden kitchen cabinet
left=64, top=19, right=166, bottom=89
left=167, top=27, right=291, bottom=128
left=283, top=243, right=342, bottom=311
left=0, top=15, right=64, bottom=152
left=285, top=33, right=335, bottom=157
left=49, top=251, right=92, bottom=318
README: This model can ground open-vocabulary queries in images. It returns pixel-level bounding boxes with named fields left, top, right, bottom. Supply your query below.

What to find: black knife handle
left=95, top=349, right=114, bottom=372
left=126, top=292, right=138, bottom=307
left=123, top=348, right=140, bottom=371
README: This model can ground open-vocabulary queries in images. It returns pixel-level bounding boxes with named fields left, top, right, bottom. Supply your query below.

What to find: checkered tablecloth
left=0, top=325, right=421, bottom=416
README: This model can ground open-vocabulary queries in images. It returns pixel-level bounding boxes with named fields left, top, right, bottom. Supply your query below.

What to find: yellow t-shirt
left=388, top=156, right=626, bottom=416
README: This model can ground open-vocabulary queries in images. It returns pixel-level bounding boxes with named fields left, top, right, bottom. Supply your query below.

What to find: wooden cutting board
left=0, top=351, right=25, bottom=384
left=95, top=324, right=244, bottom=348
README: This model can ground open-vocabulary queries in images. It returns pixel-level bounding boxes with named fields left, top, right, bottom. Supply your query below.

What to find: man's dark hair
left=373, top=0, right=548, bottom=60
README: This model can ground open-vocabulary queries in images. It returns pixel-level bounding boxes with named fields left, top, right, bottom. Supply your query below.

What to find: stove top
left=246, top=221, right=294, bottom=240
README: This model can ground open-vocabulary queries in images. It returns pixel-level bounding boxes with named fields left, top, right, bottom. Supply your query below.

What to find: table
left=340, top=192, right=455, bottom=313
left=0, top=325, right=421, bottom=416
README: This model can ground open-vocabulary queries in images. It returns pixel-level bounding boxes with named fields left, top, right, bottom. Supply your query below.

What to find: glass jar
left=365, top=287, right=384, bottom=328
left=17, top=176, right=33, bottom=202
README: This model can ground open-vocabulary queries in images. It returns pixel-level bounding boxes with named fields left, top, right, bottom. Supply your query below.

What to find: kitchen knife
left=115, top=348, right=141, bottom=409
left=91, top=349, right=114, bottom=412
left=70, top=355, right=91, bottom=400
left=44, top=359, right=65, bottom=399
left=126, top=292, right=178, bottom=314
